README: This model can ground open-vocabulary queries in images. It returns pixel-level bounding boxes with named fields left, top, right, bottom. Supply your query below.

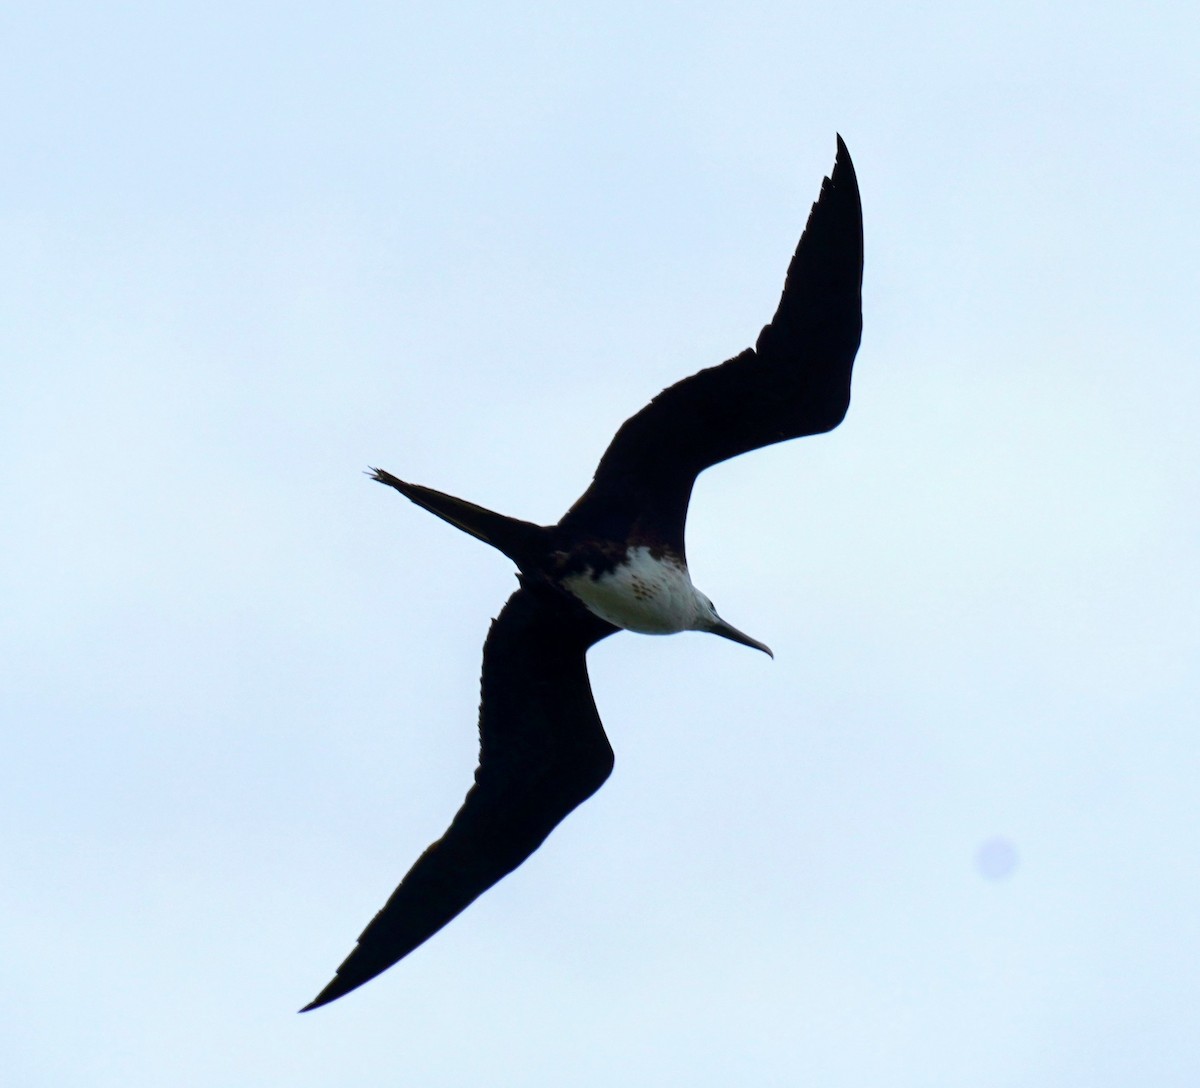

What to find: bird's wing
left=302, top=585, right=617, bottom=1011
left=559, top=135, right=863, bottom=555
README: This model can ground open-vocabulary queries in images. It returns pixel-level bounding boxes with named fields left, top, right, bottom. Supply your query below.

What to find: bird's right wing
left=302, top=585, right=617, bottom=1011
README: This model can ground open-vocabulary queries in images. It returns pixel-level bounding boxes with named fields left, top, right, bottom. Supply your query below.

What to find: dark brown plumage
left=302, top=137, right=863, bottom=1011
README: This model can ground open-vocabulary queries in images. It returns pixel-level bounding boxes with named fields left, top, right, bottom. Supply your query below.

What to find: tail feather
left=368, top=468, right=545, bottom=568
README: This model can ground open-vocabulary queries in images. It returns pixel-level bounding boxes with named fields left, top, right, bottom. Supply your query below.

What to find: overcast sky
left=3, top=2, right=1199, bottom=1085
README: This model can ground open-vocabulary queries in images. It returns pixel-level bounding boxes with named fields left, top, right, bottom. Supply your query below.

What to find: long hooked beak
left=707, top=616, right=774, bottom=659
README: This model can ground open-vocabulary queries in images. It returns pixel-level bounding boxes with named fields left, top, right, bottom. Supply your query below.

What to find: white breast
left=562, top=547, right=702, bottom=634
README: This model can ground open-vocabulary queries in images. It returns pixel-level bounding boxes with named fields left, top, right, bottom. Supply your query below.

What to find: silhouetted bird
left=303, top=136, right=863, bottom=1011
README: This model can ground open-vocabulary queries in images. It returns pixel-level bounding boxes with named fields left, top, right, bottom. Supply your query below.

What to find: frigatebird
left=303, top=136, right=862, bottom=1011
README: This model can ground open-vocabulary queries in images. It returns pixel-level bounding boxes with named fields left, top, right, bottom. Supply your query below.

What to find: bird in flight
left=303, top=136, right=863, bottom=1011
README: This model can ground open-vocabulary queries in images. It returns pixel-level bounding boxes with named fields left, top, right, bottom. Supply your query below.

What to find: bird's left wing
left=302, top=585, right=617, bottom=1011
left=559, top=136, right=863, bottom=554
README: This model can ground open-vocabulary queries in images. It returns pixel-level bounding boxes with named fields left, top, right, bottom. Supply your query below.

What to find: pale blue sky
left=3, top=3, right=1199, bottom=1085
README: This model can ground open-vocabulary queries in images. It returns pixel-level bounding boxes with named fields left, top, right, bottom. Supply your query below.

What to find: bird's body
left=302, top=137, right=863, bottom=1011
left=560, top=545, right=698, bottom=634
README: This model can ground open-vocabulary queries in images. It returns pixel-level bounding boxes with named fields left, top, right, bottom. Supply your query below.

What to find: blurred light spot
left=976, top=837, right=1018, bottom=880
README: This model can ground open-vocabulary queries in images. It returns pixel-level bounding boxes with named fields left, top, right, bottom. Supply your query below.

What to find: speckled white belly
left=562, top=547, right=700, bottom=634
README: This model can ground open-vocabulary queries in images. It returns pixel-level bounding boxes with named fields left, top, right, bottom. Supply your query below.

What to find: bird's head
left=692, top=593, right=773, bottom=658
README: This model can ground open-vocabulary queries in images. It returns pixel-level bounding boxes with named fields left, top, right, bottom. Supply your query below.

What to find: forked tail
left=369, top=467, right=546, bottom=569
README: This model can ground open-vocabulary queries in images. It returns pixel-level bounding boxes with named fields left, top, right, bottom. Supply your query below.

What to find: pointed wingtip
left=831, top=134, right=856, bottom=182
left=298, top=976, right=350, bottom=1013
left=298, top=988, right=332, bottom=1014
